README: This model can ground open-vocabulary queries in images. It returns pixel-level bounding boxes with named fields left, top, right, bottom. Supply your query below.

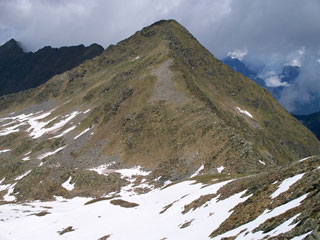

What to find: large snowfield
left=0, top=172, right=311, bottom=240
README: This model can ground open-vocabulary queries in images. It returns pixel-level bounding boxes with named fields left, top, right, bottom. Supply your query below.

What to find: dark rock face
left=0, top=39, right=104, bottom=96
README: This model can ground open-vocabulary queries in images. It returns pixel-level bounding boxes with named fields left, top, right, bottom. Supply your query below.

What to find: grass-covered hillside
left=0, top=20, right=319, bottom=202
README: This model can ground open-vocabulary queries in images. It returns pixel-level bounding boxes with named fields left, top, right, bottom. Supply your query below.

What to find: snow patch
left=236, top=107, right=253, bottom=119
left=190, top=165, right=204, bottom=178
left=213, top=194, right=308, bottom=239
left=37, top=146, right=66, bottom=160
left=88, top=162, right=115, bottom=175
left=217, top=166, right=225, bottom=173
left=259, top=160, right=266, bottom=165
left=83, top=109, right=91, bottom=114
left=268, top=214, right=300, bottom=238
left=0, top=179, right=10, bottom=192
left=22, top=156, right=30, bottom=161
left=163, top=180, right=172, bottom=187
left=50, top=125, right=76, bottom=139
left=291, top=231, right=313, bottom=240
left=271, top=173, right=305, bottom=199
left=62, top=177, right=75, bottom=191
left=0, top=109, right=80, bottom=139
left=15, top=170, right=32, bottom=180
left=299, top=156, right=312, bottom=162
left=0, top=122, right=25, bottom=136
left=116, top=166, right=151, bottom=178
left=0, top=149, right=11, bottom=154
left=2, top=183, right=17, bottom=201
left=29, top=111, right=79, bottom=138
left=24, top=150, right=31, bottom=156
left=132, top=56, right=140, bottom=61
left=74, top=127, right=91, bottom=139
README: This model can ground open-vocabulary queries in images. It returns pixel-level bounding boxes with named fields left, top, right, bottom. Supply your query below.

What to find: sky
left=0, top=0, right=320, bottom=114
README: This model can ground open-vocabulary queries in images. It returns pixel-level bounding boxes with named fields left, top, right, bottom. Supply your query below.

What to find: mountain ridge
left=0, top=39, right=104, bottom=97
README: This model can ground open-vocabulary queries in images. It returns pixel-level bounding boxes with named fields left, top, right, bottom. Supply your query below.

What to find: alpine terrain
left=0, top=20, right=319, bottom=240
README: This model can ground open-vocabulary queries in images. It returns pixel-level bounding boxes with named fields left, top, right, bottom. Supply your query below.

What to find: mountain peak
left=0, top=38, right=24, bottom=55
left=0, top=19, right=319, bottom=196
left=118, top=19, right=194, bottom=45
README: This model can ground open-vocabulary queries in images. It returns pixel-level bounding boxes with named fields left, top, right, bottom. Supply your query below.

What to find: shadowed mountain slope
left=0, top=39, right=104, bottom=96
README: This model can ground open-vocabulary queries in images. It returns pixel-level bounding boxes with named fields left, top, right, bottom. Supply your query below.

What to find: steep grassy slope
left=0, top=20, right=319, bottom=202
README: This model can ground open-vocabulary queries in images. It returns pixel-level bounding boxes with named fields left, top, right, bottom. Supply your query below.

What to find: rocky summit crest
left=0, top=20, right=319, bottom=239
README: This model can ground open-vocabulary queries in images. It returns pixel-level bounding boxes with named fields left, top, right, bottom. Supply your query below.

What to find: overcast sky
left=1, top=0, right=320, bottom=114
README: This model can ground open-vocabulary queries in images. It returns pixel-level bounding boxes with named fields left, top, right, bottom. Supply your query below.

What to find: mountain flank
left=0, top=19, right=320, bottom=239
left=0, top=39, right=104, bottom=96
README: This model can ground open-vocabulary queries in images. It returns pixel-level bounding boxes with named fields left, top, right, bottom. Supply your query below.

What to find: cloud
left=0, top=0, right=232, bottom=51
left=1, top=0, right=319, bottom=59
left=264, top=72, right=290, bottom=88
left=279, top=55, right=320, bottom=114
left=227, top=49, right=248, bottom=60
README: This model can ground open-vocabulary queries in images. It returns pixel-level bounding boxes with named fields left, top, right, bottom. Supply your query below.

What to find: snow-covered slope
left=1, top=156, right=319, bottom=240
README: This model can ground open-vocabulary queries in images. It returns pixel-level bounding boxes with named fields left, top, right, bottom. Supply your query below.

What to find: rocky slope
left=0, top=20, right=319, bottom=239
left=0, top=39, right=104, bottom=96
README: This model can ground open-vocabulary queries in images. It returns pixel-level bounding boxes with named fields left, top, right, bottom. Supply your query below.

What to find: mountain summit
left=0, top=20, right=319, bottom=239
left=0, top=39, right=24, bottom=55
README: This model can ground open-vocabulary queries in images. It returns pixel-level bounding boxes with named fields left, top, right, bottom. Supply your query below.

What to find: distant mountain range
left=223, top=56, right=320, bottom=140
left=0, top=39, right=104, bottom=96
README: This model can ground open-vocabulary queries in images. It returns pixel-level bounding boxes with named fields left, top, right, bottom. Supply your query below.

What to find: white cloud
left=259, top=71, right=290, bottom=88
left=298, top=46, right=306, bottom=55
left=285, top=47, right=306, bottom=67
left=266, top=75, right=290, bottom=88
left=227, top=49, right=248, bottom=60
left=290, top=59, right=301, bottom=67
